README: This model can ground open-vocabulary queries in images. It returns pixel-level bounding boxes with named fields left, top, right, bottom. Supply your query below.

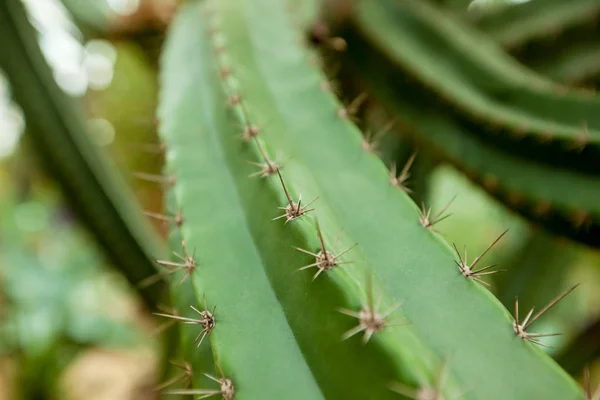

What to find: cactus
left=470, top=0, right=600, bottom=86
left=332, top=0, right=600, bottom=245
left=471, top=0, right=600, bottom=51
left=150, top=0, right=586, bottom=398
left=1, top=0, right=598, bottom=398
left=339, top=0, right=600, bottom=176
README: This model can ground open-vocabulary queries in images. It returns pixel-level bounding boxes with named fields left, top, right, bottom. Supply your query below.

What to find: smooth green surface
left=0, top=0, right=164, bottom=308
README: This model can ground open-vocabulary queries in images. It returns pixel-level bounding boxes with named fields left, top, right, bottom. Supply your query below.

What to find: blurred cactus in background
left=0, top=0, right=599, bottom=399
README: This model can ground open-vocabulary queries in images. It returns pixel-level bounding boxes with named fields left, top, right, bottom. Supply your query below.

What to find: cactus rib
left=472, top=0, right=600, bottom=51
left=339, top=45, right=600, bottom=245
left=344, top=0, right=600, bottom=174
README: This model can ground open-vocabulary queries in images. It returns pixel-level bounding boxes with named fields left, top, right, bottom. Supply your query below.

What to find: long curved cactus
left=154, top=1, right=584, bottom=398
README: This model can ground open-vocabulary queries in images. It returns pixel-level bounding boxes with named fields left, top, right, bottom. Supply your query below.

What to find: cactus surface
left=155, top=1, right=583, bottom=398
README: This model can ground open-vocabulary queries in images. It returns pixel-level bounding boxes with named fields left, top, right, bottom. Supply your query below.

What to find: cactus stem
left=513, top=285, right=579, bottom=347
left=419, top=196, right=456, bottom=231
left=338, top=92, right=368, bottom=121
left=272, top=169, right=316, bottom=223
left=132, top=171, right=176, bottom=186
left=143, top=209, right=184, bottom=227
left=295, top=221, right=357, bottom=280
left=154, top=360, right=193, bottom=392
left=452, top=230, right=508, bottom=286
left=390, top=152, right=418, bottom=193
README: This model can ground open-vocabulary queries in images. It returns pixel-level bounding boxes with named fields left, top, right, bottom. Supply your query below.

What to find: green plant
left=0, top=0, right=165, bottom=308
left=1, top=0, right=599, bottom=398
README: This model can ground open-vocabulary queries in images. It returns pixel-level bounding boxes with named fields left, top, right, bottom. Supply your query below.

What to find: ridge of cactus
left=340, top=0, right=600, bottom=175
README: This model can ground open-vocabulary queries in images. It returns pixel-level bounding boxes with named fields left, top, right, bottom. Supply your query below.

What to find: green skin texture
left=472, top=0, right=600, bottom=50
left=158, top=0, right=582, bottom=399
left=341, top=47, right=600, bottom=245
left=350, top=0, right=600, bottom=174
left=0, top=0, right=164, bottom=308
left=470, top=0, right=600, bottom=86
left=526, top=40, right=600, bottom=85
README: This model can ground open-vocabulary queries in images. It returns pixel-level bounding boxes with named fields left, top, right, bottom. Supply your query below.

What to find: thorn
left=338, top=92, right=368, bottom=121
left=132, top=172, right=175, bottom=186
left=513, top=285, right=579, bottom=346
left=419, top=196, right=456, bottom=232
left=150, top=305, right=180, bottom=335
left=295, top=220, right=356, bottom=280
left=154, top=361, right=193, bottom=392
left=362, top=119, right=395, bottom=154
left=239, top=124, right=260, bottom=142
left=219, top=65, right=232, bottom=79
left=247, top=160, right=280, bottom=178
left=248, top=139, right=281, bottom=178
left=272, top=169, right=316, bottom=223
left=452, top=230, right=508, bottom=286
left=571, top=209, right=592, bottom=231
left=154, top=297, right=216, bottom=348
left=132, top=142, right=166, bottom=154
left=566, top=121, right=590, bottom=152
left=390, top=152, right=417, bottom=192
left=165, top=372, right=234, bottom=399
left=227, top=93, right=242, bottom=107
left=150, top=241, right=197, bottom=286
left=143, top=209, right=184, bottom=227
left=338, top=274, right=404, bottom=343
left=389, top=358, right=462, bottom=400
left=583, top=365, right=599, bottom=400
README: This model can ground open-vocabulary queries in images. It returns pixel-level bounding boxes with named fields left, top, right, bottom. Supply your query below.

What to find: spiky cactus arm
left=155, top=0, right=583, bottom=398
